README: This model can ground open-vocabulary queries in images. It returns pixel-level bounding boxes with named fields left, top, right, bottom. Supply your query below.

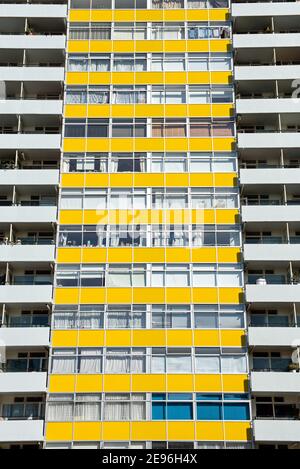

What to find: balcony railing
left=1, top=403, right=45, bottom=420
left=247, top=274, right=288, bottom=285
left=12, top=275, right=52, bottom=285
left=6, top=315, right=49, bottom=328
left=252, top=357, right=292, bottom=372
left=250, top=315, right=290, bottom=327
left=1, top=358, right=47, bottom=372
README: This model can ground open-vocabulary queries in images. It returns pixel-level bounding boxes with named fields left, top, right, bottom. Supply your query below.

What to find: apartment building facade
left=0, top=0, right=298, bottom=450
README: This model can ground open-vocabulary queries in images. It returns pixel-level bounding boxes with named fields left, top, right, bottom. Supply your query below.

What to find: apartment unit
left=43, top=0, right=251, bottom=450
left=0, top=0, right=67, bottom=449
left=233, top=0, right=300, bottom=450
left=0, top=0, right=299, bottom=451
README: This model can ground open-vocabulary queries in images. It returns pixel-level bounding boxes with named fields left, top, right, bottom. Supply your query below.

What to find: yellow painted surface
left=48, top=375, right=76, bottom=393
left=167, top=422, right=195, bottom=441
left=224, top=422, right=252, bottom=441
left=68, top=40, right=231, bottom=54
left=131, top=422, right=167, bottom=440
left=66, top=71, right=232, bottom=86
left=46, top=423, right=73, bottom=442
left=75, top=374, right=103, bottom=393
left=73, top=422, right=102, bottom=441
left=64, top=103, right=233, bottom=119
left=63, top=137, right=235, bottom=154
left=56, top=247, right=241, bottom=265
left=54, top=287, right=243, bottom=305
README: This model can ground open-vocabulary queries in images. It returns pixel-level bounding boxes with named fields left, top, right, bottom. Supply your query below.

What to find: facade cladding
left=0, top=0, right=299, bottom=451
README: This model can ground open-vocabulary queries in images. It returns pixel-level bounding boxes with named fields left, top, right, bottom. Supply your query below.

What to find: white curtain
left=79, top=312, right=102, bottom=329
left=151, top=355, right=165, bottom=373
left=195, top=356, right=220, bottom=373
left=105, top=351, right=130, bottom=373
left=104, top=395, right=130, bottom=420
left=47, top=403, right=73, bottom=421
left=221, top=356, right=247, bottom=373
left=51, top=357, right=75, bottom=374
left=53, top=312, right=75, bottom=329
left=79, top=349, right=102, bottom=373
left=168, top=355, right=192, bottom=372
left=74, top=402, right=101, bottom=421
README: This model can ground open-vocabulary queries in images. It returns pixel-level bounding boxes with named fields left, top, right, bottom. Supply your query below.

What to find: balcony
left=0, top=4, right=67, bottom=19
left=232, top=2, right=300, bottom=18
left=0, top=403, right=45, bottom=421
left=0, top=100, right=63, bottom=116
left=249, top=327, right=300, bottom=347
left=240, top=168, right=300, bottom=185
left=0, top=35, right=65, bottom=51
left=252, top=357, right=292, bottom=372
left=0, top=66, right=64, bottom=82
left=238, top=131, right=300, bottom=149
left=246, top=284, right=300, bottom=303
left=234, top=33, right=300, bottom=49
left=251, top=371, right=300, bottom=394
left=254, top=419, right=300, bottom=443
left=0, top=169, right=59, bottom=186
left=236, top=98, right=300, bottom=115
left=0, top=285, right=53, bottom=303
left=0, top=420, right=44, bottom=443
left=242, top=205, right=300, bottom=223
left=0, top=133, right=61, bottom=149
left=0, top=245, right=55, bottom=262
left=0, top=206, right=57, bottom=223
left=0, top=327, right=49, bottom=347
left=5, top=315, right=49, bottom=328
left=2, top=358, right=47, bottom=373
left=0, top=372, right=47, bottom=393
left=244, top=244, right=300, bottom=262
left=235, top=65, right=300, bottom=82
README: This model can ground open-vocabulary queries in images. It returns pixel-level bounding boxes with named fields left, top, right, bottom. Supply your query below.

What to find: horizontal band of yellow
left=54, top=287, right=243, bottom=305
left=46, top=421, right=250, bottom=442
left=59, top=209, right=239, bottom=225
left=63, top=138, right=235, bottom=153
left=49, top=373, right=248, bottom=394
left=61, top=172, right=237, bottom=189
left=51, top=329, right=245, bottom=348
left=57, top=247, right=241, bottom=264
left=66, top=71, right=232, bottom=86
left=68, top=39, right=231, bottom=54
left=69, top=9, right=229, bottom=24
left=65, top=104, right=234, bottom=119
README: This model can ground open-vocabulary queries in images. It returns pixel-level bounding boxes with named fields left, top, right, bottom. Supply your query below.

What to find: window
left=104, top=394, right=146, bottom=421
left=152, top=394, right=193, bottom=420
left=151, top=348, right=192, bottom=373
left=196, top=394, right=250, bottom=421
left=152, top=305, right=191, bottom=328
left=106, top=306, right=146, bottom=329
left=105, top=348, right=146, bottom=373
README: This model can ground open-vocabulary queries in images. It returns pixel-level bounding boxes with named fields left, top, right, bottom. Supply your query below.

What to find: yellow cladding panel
left=63, top=137, right=234, bottom=153
left=103, top=374, right=131, bottom=392
left=46, top=423, right=73, bottom=442
left=56, top=248, right=81, bottom=264
left=102, top=422, right=130, bottom=441
left=132, top=330, right=166, bottom=347
left=166, top=330, right=193, bottom=347
left=60, top=173, right=236, bottom=189
left=217, top=247, right=241, bottom=264
left=106, top=330, right=131, bottom=347
left=51, top=330, right=78, bottom=348
left=196, top=422, right=224, bottom=441
left=195, top=374, right=222, bottom=392
left=222, top=374, right=249, bottom=393
left=131, top=422, right=167, bottom=441
left=65, top=104, right=233, bottom=119
left=58, top=209, right=238, bottom=226
left=73, top=423, right=102, bottom=441
left=48, top=375, right=76, bottom=393
left=69, top=9, right=229, bottom=24
left=132, top=374, right=166, bottom=392
left=76, top=374, right=103, bottom=393
left=224, top=422, right=252, bottom=441
left=54, top=287, right=242, bottom=305
left=81, top=249, right=107, bottom=263
left=50, top=329, right=244, bottom=348
left=221, top=330, right=246, bottom=348
left=48, top=374, right=247, bottom=394
left=78, top=330, right=105, bottom=347
left=54, top=288, right=80, bottom=305
left=65, top=71, right=232, bottom=86
left=68, top=40, right=231, bottom=54
left=167, top=374, right=194, bottom=392
left=167, top=422, right=195, bottom=441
